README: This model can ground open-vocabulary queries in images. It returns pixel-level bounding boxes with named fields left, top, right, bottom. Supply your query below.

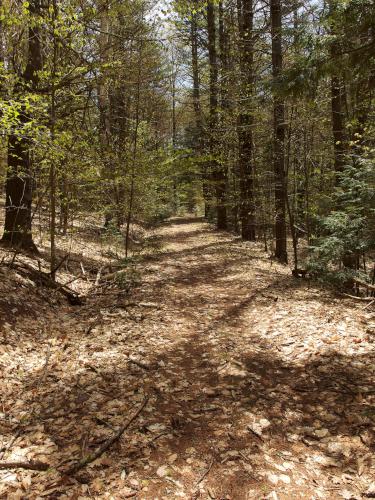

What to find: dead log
left=11, top=261, right=83, bottom=305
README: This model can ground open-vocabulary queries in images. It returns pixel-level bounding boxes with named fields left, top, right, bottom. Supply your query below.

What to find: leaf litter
left=0, top=217, right=374, bottom=499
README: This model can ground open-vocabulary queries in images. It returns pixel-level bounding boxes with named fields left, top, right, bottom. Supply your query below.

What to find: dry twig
left=195, top=457, right=214, bottom=488
left=64, top=397, right=149, bottom=475
left=0, top=460, right=49, bottom=471
left=128, top=355, right=152, bottom=371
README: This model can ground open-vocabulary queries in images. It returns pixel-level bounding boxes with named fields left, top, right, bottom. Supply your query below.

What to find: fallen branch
left=128, top=356, right=152, bottom=371
left=138, top=302, right=160, bottom=309
left=195, top=457, right=214, bottom=488
left=248, top=426, right=264, bottom=441
left=86, top=316, right=102, bottom=335
left=118, top=301, right=160, bottom=309
left=56, top=273, right=84, bottom=291
left=65, top=397, right=149, bottom=475
left=95, top=265, right=105, bottom=287
left=354, top=278, right=375, bottom=293
left=239, top=450, right=251, bottom=463
left=0, top=460, right=49, bottom=471
left=261, top=293, right=278, bottom=302
left=100, top=268, right=128, bottom=282
left=11, top=261, right=83, bottom=305
left=343, top=293, right=374, bottom=302
left=94, top=416, right=116, bottom=431
left=50, top=254, right=69, bottom=276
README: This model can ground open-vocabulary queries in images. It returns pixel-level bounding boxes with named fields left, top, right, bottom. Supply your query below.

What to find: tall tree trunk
left=97, top=0, right=113, bottom=227
left=125, top=42, right=143, bottom=258
left=190, top=4, right=209, bottom=217
left=329, top=0, right=346, bottom=178
left=237, top=0, right=256, bottom=241
left=170, top=47, right=178, bottom=213
left=270, top=0, right=288, bottom=263
left=207, top=0, right=227, bottom=230
left=59, top=174, right=69, bottom=235
left=191, top=11, right=202, bottom=138
left=0, top=0, right=4, bottom=65
left=1, top=0, right=42, bottom=251
left=49, top=0, right=58, bottom=280
left=328, top=1, right=355, bottom=271
left=218, top=1, right=231, bottom=226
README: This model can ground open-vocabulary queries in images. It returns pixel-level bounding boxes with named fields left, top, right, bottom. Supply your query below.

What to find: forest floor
left=0, top=217, right=374, bottom=500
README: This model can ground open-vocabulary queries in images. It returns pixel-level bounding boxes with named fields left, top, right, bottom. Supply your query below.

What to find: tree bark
left=270, top=0, right=288, bottom=263
left=207, top=0, right=227, bottom=230
left=97, top=0, right=114, bottom=228
left=190, top=4, right=209, bottom=217
left=2, top=0, right=42, bottom=251
left=329, top=0, right=346, bottom=177
left=237, top=0, right=256, bottom=241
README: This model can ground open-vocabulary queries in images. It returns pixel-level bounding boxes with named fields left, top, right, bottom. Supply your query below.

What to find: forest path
left=124, top=217, right=374, bottom=499
left=0, top=217, right=374, bottom=499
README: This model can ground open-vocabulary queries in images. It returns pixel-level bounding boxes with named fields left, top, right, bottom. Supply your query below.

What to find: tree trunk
left=237, top=0, right=256, bottom=241
left=328, top=1, right=356, bottom=271
left=49, top=0, right=58, bottom=280
left=59, top=174, right=69, bottom=235
left=190, top=4, right=210, bottom=217
left=270, top=0, right=288, bottom=263
left=218, top=1, right=231, bottom=227
left=1, top=0, right=42, bottom=251
left=207, top=0, right=227, bottom=230
left=329, top=0, right=346, bottom=177
left=170, top=47, right=179, bottom=213
left=125, top=42, right=143, bottom=258
left=97, top=0, right=114, bottom=227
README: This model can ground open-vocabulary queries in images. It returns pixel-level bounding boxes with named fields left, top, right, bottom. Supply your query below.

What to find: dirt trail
left=0, top=217, right=374, bottom=499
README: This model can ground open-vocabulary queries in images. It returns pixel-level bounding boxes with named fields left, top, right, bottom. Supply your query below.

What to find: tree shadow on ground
left=149, top=228, right=215, bottom=246
left=16, top=309, right=374, bottom=498
left=3, top=216, right=374, bottom=498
